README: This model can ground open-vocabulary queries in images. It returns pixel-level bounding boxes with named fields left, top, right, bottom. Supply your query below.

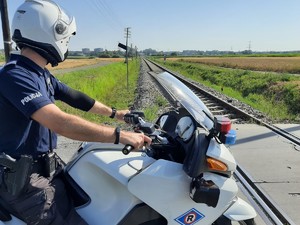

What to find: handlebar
left=122, top=144, right=134, bottom=155
left=122, top=111, right=169, bottom=155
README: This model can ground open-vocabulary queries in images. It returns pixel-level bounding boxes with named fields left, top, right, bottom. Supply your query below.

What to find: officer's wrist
left=109, top=107, right=117, bottom=119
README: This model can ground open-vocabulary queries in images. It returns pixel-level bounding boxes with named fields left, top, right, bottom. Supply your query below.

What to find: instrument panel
left=175, top=116, right=195, bottom=142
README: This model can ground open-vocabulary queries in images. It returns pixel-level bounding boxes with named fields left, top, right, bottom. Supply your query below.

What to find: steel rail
left=235, top=166, right=297, bottom=225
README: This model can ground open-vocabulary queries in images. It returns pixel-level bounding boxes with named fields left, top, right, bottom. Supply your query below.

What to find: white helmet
left=11, top=0, right=76, bottom=66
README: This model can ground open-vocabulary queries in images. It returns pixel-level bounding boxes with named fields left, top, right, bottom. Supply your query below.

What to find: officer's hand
left=115, top=109, right=130, bottom=121
left=120, top=131, right=152, bottom=150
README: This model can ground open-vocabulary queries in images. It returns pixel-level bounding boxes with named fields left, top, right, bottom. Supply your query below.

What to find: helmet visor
left=53, top=6, right=76, bottom=41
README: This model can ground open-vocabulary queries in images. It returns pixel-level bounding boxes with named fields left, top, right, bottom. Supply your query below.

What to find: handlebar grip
left=122, top=144, right=134, bottom=155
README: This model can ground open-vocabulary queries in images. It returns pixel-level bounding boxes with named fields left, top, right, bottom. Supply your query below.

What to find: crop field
left=47, top=58, right=123, bottom=71
left=168, top=57, right=300, bottom=74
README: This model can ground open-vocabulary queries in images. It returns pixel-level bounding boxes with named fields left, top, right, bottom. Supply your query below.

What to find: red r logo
left=184, top=212, right=197, bottom=224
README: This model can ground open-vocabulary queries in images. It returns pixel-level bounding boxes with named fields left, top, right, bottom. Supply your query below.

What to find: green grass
left=56, top=60, right=140, bottom=124
left=144, top=95, right=169, bottom=122
left=0, top=54, right=5, bottom=64
left=153, top=58, right=300, bottom=122
left=55, top=58, right=169, bottom=125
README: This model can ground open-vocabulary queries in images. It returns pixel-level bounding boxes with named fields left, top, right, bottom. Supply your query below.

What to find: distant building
left=82, top=48, right=90, bottom=55
left=69, top=51, right=84, bottom=56
left=94, top=48, right=104, bottom=53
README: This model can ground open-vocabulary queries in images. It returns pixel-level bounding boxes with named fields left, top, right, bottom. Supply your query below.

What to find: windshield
left=155, top=72, right=214, bottom=131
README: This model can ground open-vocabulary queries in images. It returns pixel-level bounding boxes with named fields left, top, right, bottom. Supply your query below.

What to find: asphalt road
left=56, top=135, right=81, bottom=163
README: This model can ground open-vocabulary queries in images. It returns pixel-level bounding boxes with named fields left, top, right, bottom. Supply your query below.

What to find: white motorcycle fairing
left=66, top=143, right=156, bottom=225
left=128, top=160, right=239, bottom=225
left=65, top=142, right=250, bottom=225
left=223, top=197, right=257, bottom=221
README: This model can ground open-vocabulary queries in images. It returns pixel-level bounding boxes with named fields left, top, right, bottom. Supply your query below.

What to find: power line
left=98, top=0, right=124, bottom=28
left=88, top=0, right=123, bottom=32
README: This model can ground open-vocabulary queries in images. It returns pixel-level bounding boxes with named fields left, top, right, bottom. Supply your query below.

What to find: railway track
left=142, top=58, right=298, bottom=225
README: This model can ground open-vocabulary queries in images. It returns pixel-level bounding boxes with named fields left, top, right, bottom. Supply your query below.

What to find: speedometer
left=175, top=116, right=195, bottom=142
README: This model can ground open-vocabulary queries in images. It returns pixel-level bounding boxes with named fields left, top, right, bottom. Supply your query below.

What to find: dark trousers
left=0, top=172, right=88, bottom=225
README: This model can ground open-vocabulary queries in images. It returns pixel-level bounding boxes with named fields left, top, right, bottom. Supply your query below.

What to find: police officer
left=0, top=0, right=151, bottom=224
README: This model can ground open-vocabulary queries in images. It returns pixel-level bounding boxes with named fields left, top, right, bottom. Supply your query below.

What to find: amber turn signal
left=206, top=157, right=228, bottom=171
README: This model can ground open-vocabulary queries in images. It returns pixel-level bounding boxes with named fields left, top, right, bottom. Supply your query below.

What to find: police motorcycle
left=0, top=71, right=256, bottom=225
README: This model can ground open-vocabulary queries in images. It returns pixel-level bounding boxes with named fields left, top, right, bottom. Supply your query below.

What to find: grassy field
left=155, top=57, right=300, bottom=122
left=55, top=59, right=140, bottom=124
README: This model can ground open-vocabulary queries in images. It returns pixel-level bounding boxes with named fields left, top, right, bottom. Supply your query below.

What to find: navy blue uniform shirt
left=0, top=54, right=70, bottom=158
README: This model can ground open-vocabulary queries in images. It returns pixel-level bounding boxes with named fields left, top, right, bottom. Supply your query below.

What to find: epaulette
left=2, top=61, right=17, bottom=70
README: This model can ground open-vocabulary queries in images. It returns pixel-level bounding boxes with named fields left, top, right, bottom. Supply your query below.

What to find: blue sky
left=1, top=0, right=300, bottom=52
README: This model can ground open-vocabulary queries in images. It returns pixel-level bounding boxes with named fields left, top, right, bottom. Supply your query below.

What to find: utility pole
left=0, top=0, right=12, bottom=62
left=130, top=43, right=133, bottom=60
left=124, top=27, right=131, bottom=90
